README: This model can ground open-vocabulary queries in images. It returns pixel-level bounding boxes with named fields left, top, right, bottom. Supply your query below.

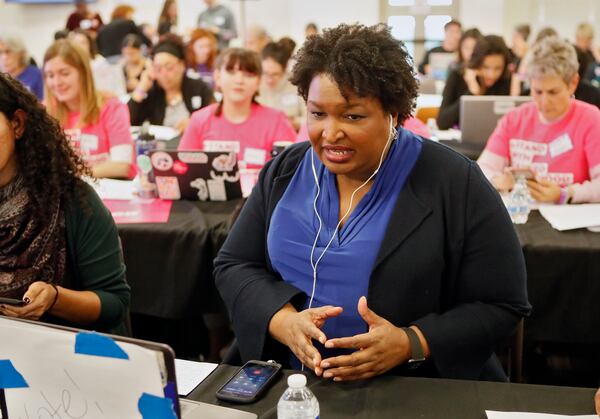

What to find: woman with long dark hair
left=0, top=73, right=130, bottom=333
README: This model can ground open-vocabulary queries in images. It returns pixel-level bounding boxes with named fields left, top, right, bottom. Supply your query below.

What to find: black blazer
left=128, top=74, right=214, bottom=126
left=437, top=67, right=512, bottom=129
left=214, top=139, right=531, bottom=381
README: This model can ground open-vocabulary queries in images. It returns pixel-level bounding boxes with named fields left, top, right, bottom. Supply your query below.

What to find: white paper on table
left=416, top=93, right=443, bottom=109
left=131, top=125, right=179, bottom=141
left=538, top=204, right=600, bottom=231
left=434, top=129, right=462, bottom=141
left=175, top=359, right=218, bottom=396
left=0, top=317, right=164, bottom=419
left=486, top=411, right=597, bottom=419
left=587, top=225, right=600, bottom=232
left=88, top=178, right=136, bottom=200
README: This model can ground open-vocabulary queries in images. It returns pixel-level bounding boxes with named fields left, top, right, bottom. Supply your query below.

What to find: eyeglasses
left=153, top=62, right=179, bottom=73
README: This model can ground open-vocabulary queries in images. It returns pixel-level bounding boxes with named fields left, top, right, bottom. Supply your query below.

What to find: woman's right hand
left=492, top=168, right=515, bottom=192
left=463, top=68, right=481, bottom=95
left=268, top=303, right=343, bottom=375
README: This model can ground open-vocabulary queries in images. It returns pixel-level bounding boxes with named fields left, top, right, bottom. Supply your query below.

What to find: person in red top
left=43, top=40, right=134, bottom=179
left=180, top=48, right=296, bottom=171
left=65, top=0, right=103, bottom=33
left=478, top=36, right=600, bottom=204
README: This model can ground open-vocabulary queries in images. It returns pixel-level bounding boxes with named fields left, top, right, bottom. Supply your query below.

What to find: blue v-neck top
left=267, top=129, right=422, bottom=367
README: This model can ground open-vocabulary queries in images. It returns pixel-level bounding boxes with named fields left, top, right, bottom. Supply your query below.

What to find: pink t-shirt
left=64, top=97, right=134, bottom=169
left=484, top=100, right=600, bottom=186
left=179, top=103, right=297, bottom=169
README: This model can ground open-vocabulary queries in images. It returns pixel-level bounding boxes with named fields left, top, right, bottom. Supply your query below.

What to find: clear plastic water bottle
left=277, top=374, right=319, bottom=419
left=507, top=175, right=530, bottom=224
left=135, top=121, right=157, bottom=199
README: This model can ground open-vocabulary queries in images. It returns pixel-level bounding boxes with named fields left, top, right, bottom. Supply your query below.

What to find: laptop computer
left=459, top=95, right=532, bottom=151
left=149, top=150, right=243, bottom=201
left=0, top=316, right=256, bottom=419
left=429, top=52, right=457, bottom=81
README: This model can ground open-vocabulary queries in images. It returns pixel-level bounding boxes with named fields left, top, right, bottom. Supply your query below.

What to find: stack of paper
left=88, top=178, right=136, bottom=201
left=538, top=204, right=600, bottom=231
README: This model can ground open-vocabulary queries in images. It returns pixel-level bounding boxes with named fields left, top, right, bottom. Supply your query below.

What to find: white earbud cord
left=307, top=115, right=397, bottom=310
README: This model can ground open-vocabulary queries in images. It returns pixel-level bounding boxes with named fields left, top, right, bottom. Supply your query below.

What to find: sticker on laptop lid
left=190, top=178, right=209, bottom=201
left=493, top=101, right=517, bottom=115
left=155, top=176, right=181, bottom=200
left=151, top=151, right=174, bottom=171
left=177, top=151, right=208, bottom=164
left=207, top=178, right=227, bottom=201
left=212, top=152, right=237, bottom=172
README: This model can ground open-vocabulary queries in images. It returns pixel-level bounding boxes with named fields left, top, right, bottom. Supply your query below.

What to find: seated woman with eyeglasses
left=0, top=73, right=130, bottom=333
left=44, top=40, right=134, bottom=179
left=128, top=35, right=214, bottom=133
left=258, top=40, right=305, bottom=130
left=478, top=36, right=600, bottom=203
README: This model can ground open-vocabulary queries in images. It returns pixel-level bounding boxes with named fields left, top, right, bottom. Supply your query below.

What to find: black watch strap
left=402, top=327, right=426, bottom=367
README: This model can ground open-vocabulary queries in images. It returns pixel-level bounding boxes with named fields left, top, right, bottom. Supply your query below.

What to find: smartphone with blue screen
left=215, top=360, right=282, bottom=403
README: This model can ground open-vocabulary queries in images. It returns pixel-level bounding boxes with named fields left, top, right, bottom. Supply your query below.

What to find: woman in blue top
left=0, top=34, right=44, bottom=100
left=215, top=24, right=531, bottom=381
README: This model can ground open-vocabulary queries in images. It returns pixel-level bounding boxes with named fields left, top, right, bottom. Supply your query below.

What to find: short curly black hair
left=0, top=72, right=90, bottom=215
left=289, top=23, right=418, bottom=123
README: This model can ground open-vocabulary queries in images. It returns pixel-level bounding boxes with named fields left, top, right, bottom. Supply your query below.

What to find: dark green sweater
left=58, top=183, right=131, bottom=334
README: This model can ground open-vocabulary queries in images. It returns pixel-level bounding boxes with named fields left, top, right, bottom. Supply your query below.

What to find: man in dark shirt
left=418, top=19, right=462, bottom=75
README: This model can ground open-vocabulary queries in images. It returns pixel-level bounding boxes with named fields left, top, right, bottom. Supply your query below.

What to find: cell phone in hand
left=508, top=167, right=535, bottom=180
left=0, top=297, right=25, bottom=306
left=215, top=360, right=282, bottom=403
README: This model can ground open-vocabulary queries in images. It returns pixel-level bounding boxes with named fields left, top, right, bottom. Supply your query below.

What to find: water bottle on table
left=277, top=374, right=319, bottom=419
left=135, top=121, right=157, bottom=199
left=507, top=175, right=531, bottom=224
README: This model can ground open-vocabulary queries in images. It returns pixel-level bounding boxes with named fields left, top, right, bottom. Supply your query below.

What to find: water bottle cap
left=287, top=374, right=307, bottom=388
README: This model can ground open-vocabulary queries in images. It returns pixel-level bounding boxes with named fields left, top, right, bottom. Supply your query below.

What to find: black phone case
left=215, top=361, right=282, bottom=404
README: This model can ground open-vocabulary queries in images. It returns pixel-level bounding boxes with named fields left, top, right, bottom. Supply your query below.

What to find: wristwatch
left=402, top=327, right=426, bottom=368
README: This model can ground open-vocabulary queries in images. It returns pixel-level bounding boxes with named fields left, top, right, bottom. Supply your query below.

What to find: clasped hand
left=270, top=296, right=412, bottom=381
left=0, top=281, right=57, bottom=320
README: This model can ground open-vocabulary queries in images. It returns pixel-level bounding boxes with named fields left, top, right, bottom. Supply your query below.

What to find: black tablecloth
left=117, top=199, right=241, bottom=319
left=188, top=365, right=597, bottom=419
left=117, top=199, right=600, bottom=347
left=515, top=211, right=600, bottom=344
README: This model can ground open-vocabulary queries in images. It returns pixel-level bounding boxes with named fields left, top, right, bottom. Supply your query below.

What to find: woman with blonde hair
left=43, top=40, right=134, bottom=179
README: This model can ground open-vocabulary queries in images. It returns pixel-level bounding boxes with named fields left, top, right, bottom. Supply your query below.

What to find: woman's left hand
left=319, top=296, right=411, bottom=381
left=0, top=282, right=58, bottom=320
left=527, top=179, right=561, bottom=203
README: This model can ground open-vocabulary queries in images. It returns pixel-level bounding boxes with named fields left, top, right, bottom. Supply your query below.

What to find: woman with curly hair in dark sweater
left=215, top=23, right=530, bottom=381
left=0, top=73, right=130, bottom=334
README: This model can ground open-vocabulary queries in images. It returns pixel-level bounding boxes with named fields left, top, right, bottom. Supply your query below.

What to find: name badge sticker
left=244, top=148, right=267, bottom=166
left=549, top=134, right=573, bottom=159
